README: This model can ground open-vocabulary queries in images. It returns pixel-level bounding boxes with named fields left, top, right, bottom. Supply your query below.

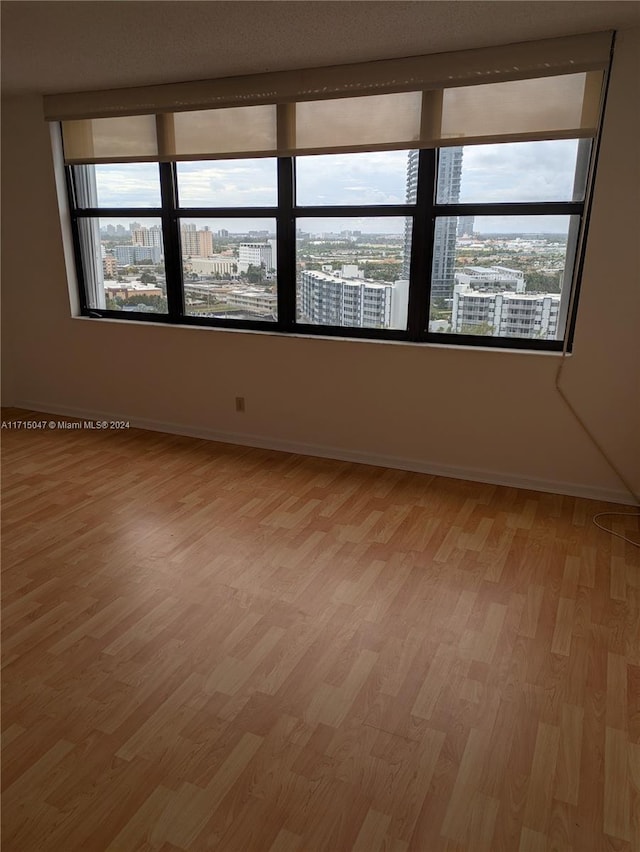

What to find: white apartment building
left=189, top=256, right=237, bottom=276
left=454, top=266, right=526, bottom=293
left=340, top=264, right=364, bottom=279
left=114, top=245, right=162, bottom=265
left=238, top=242, right=274, bottom=274
left=298, top=270, right=408, bottom=329
left=451, top=284, right=560, bottom=339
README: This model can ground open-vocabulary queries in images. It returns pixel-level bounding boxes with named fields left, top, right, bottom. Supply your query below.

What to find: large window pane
left=428, top=215, right=579, bottom=340
left=180, top=218, right=277, bottom=321
left=296, top=151, right=416, bottom=206
left=73, top=163, right=161, bottom=208
left=81, top=217, right=166, bottom=312
left=176, top=159, right=277, bottom=207
left=437, top=140, right=591, bottom=204
left=296, top=217, right=409, bottom=330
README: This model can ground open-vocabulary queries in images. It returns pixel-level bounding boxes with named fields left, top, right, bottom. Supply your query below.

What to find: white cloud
left=95, top=163, right=161, bottom=207
left=92, top=142, right=584, bottom=235
left=458, top=139, right=583, bottom=204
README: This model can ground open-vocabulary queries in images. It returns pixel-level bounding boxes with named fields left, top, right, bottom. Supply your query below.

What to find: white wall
left=2, top=28, right=639, bottom=504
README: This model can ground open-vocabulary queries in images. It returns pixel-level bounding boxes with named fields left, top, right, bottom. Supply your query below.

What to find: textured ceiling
left=2, top=1, right=639, bottom=96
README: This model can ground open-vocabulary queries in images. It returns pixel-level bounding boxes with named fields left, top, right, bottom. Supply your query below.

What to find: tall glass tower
left=403, top=147, right=463, bottom=302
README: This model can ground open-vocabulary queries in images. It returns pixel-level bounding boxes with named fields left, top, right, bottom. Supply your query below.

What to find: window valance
left=45, top=31, right=612, bottom=164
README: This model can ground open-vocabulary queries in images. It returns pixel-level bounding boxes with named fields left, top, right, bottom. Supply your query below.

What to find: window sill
left=70, top=315, right=570, bottom=356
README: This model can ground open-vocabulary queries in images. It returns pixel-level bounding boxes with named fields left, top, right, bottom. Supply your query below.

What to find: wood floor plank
left=352, top=808, right=392, bottom=852
left=268, top=828, right=303, bottom=852
left=2, top=407, right=639, bottom=851
left=523, top=721, right=561, bottom=832
left=554, top=703, right=584, bottom=806
left=604, top=726, right=631, bottom=842
left=551, top=598, right=575, bottom=657
left=441, top=727, right=488, bottom=843
left=519, top=826, right=548, bottom=852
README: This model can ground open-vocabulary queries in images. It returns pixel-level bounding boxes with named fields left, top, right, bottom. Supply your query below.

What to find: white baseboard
left=13, top=398, right=638, bottom=506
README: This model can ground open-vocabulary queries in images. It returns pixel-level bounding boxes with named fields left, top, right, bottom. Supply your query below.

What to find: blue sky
left=95, top=139, right=583, bottom=235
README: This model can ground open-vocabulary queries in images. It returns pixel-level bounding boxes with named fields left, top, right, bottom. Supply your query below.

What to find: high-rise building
left=297, top=270, right=408, bottom=330
left=102, top=255, right=118, bottom=277
left=149, top=226, right=163, bottom=249
left=432, top=148, right=463, bottom=302
left=238, top=243, right=274, bottom=274
left=132, top=225, right=164, bottom=251
left=198, top=227, right=214, bottom=257
left=180, top=224, right=214, bottom=258
left=180, top=224, right=198, bottom=257
left=131, top=227, right=148, bottom=247
left=402, top=150, right=420, bottom=279
left=457, top=216, right=475, bottom=237
left=402, top=148, right=463, bottom=301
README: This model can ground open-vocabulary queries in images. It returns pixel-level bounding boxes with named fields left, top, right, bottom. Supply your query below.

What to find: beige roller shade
left=295, top=92, right=422, bottom=154
left=61, top=115, right=158, bottom=163
left=438, top=71, right=604, bottom=144
left=171, top=104, right=278, bottom=159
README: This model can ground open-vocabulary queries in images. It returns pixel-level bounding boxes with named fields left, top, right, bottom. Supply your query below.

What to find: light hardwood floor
left=2, top=409, right=639, bottom=852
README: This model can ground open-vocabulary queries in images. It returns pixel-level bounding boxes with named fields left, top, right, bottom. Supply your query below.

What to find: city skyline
left=95, top=144, right=572, bottom=339
left=99, top=217, right=572, bottom=239
left=94, top=139, right=583, bottom=234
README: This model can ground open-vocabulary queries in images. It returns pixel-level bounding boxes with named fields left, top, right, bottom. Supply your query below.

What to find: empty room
left=1, top=2, right=639, bottom=850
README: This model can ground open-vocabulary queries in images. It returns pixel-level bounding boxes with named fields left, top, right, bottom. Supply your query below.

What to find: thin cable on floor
left=592, top=513, right=640, bottom=548
left=555, top=355, right=640, bottom=508
left=555, top=270, right=640, bottom=547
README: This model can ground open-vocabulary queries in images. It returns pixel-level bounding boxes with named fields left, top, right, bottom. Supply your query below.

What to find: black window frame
left=66, top=142, right=598, bottom=352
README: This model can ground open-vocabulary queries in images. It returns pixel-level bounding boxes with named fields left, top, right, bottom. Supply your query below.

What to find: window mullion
left=66, top=166, right=89, bottom=314
left=407, top=148, right=436, bottom=340
left=159, top=161, right=183, bottom=321
left=277, top=158, right=296, bottom=329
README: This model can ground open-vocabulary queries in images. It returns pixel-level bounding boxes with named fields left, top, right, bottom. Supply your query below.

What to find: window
left=67, top=143, right=593, bottom=348
left=54, top=32, right=612, bottom=351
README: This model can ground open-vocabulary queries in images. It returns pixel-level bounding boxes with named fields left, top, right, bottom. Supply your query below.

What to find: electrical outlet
left=235, top=396, right=245, bottom=413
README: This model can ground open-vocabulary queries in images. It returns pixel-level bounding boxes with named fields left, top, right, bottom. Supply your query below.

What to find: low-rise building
left=451, top=283, right=560, bottom=339
left=227, top=289, right=277, bottom=316
left=454, top=266, right=526, bottom=293
left=114, top=245, right=162, bottom=265
left=104, top=282, right=163, bottom=300
left=189, top=256, right=237, bottom=276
